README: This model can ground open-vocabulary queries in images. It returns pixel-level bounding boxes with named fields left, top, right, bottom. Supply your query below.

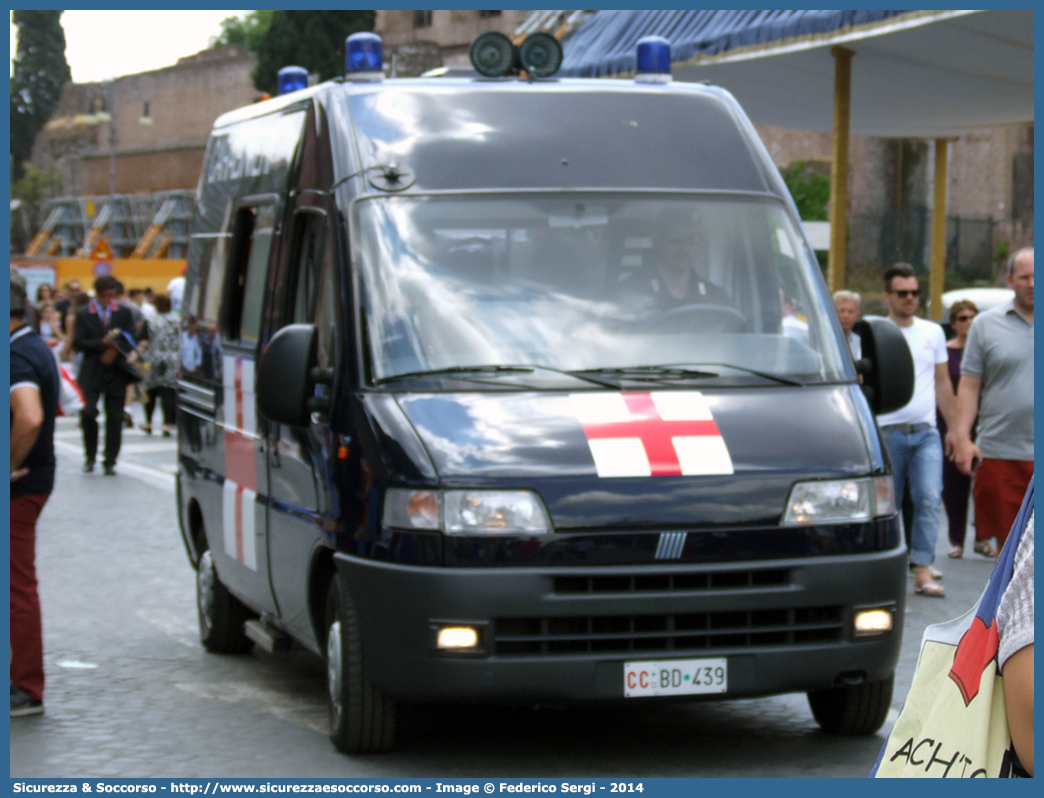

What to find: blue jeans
left=883, top=426, right=943, bottom=567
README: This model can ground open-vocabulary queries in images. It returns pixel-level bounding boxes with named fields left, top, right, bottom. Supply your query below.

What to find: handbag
left=57, top=363, right=85, bottom=416
left=872, top=478, right=1033, bottom=778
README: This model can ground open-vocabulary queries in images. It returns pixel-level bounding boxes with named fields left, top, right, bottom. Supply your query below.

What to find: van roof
left=214, top=78, right=778, bottom=196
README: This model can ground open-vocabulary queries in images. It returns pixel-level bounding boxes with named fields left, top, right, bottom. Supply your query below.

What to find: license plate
left=624, top=657, right=727, bottom=697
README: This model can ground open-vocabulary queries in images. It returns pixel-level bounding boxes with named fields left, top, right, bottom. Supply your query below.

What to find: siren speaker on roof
left=518, top=33, right=562, bottom=79
left=470, top=32, right=516, bottom=78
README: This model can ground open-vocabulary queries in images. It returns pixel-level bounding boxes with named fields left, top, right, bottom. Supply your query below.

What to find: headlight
left=782, top=476, right=896, bottom=526
left=383, top=488, right=553, bottom=535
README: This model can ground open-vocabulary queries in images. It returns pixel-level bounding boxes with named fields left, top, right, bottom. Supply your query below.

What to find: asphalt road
left=10, top=412, right=1000, bottom=778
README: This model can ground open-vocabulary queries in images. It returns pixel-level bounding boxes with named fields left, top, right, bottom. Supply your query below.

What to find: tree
left=209, top=10, right=275, bottom=54
left=10, top=165, right=64, bottom=253
left=781, top=161, right=831, bottom=222
left=10, top=10, right=72, bottom=181
left=252, top=11, right=376, bottom=94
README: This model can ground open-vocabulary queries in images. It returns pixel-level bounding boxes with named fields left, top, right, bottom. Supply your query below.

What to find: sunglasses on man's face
left=954, top=314, right=976, bottom=322
left=890, top=289, right=920, bottom=299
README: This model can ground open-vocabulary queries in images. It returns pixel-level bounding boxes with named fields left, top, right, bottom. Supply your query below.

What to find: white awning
left=674, top=10, right=1033, bottom=138
left=561, top=9, right=1033, bottom=138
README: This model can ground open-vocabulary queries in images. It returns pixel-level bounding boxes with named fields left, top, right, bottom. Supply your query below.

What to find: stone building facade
left=32, top=46, right=257, bottom=196
left=754, top=120, right=1034, bottom=280
left=376, top=9, right=523, bottom=72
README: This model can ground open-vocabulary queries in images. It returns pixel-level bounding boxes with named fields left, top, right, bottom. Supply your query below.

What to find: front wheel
left=326, top=574, right=396, bottom=753
left=807, top=674, right=893, bottom=735
left=197, top=548, right=253, bottom=654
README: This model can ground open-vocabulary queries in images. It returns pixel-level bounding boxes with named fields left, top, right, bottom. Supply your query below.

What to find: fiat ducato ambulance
left=176, top=33, right=914, bottom=753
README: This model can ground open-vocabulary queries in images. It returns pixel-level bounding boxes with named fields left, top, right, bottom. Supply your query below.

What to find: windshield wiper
left=572, top=365, right=718, bottom=383
left=573, top=363, right=805, bottom=387
left=374, top=364, right=619, bottom=389
left=700, top=363, right=805, bottom=387
left=374, top=365, right=534, bottom=385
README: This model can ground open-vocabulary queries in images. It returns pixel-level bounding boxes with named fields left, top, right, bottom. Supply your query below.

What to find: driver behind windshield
left=621, top=207, right=731, bottom=310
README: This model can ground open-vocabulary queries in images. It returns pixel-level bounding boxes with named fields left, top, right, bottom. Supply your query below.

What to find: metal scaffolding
left=38, top=190, right=195, bottom=259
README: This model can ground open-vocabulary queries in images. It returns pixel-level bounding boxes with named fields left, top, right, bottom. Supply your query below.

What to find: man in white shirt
left=167, top=266, right=187, bottom=313
left=876, top=264, right=958, bottom=597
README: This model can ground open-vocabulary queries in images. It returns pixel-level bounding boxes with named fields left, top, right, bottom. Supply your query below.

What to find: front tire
left=197, top=548, right=253, bottom=654
left=808, top=674, right=893, bottom=735
left=326, top=574, right=396, bottom=753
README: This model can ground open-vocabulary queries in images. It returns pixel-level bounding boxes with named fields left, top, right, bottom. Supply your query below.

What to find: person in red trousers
left=10, top=269, right=59, bottom=716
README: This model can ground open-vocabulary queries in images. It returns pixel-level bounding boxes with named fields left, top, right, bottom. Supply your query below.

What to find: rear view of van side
left=176, top=33, right=914, bottom=754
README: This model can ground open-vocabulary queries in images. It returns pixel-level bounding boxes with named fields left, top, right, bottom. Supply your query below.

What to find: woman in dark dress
left=939, top=299, right=992, bottom=558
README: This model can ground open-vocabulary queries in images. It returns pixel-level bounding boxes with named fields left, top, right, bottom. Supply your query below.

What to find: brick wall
left=75, top=146, right=207, bottom=195
left=31, top=46, right=256, bottom=197
left=376, top=10, right=523, bottom=67
left=754, top=121, right=1034, bottom=225
left=376, top=10, right=521, bottom=48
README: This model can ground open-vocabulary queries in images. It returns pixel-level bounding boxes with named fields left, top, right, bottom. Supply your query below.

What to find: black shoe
left=82, top=461, right=95, bottom=474
left=123, top=411, right=133, bottom=429
left=11, top=684, right=43, bottom=717
left=103, top=464, right=117, bottom=476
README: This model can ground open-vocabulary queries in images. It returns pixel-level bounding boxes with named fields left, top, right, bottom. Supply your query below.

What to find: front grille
left=553, top=568, right=789, bottom=595
left=493, top=606, right=843, bottom=656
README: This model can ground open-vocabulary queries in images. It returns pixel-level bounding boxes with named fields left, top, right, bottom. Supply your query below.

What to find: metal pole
left=928, top=138, right=948, bottom=321
left=828, top=46, right=853, bottom=294
left=108, top=80, right=116, bottom=199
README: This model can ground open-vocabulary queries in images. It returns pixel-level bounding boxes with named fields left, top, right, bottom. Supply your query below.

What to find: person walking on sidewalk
left=876, top=264, right=958, bottom=598
left=10, top=269, right=60, bottom=716
left=938, top=299, right=988, bottom=559
left=952, top=247, right=1034, bottom=552
left=73, top=275, right=139, bottom=476
left=138, top=293, right=179, bottom=437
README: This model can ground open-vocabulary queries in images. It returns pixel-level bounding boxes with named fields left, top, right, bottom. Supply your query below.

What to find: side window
left=200, top=235, right=227, bottom=328
left=223, top=203, right=276, bottom=345
left=287, top=212, right=327, bottom=325
left=313, top=236, right=339, bottom=370
left=182, top=239, right=211, bottom=321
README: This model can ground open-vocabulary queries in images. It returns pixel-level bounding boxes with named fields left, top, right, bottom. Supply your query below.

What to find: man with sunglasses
left=877, top=263, right=958, bottom=597
left=952, top=247, right=1034, bottom=552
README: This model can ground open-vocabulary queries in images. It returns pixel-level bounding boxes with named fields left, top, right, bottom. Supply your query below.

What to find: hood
left=393, top=386, right=871, bottom=529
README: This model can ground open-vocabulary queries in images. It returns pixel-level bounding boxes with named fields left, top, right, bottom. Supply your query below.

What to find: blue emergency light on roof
left=346, top=32, right=383, bottom=80
left=277, top=66, right=308, bottom=96
left=635, top=36, right=672, bottom=84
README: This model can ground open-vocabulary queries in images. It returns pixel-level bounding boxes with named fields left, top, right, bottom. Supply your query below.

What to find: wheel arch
left=309, top=546, right=338, bottom=647
left=186, top=497, right=206, bottom=569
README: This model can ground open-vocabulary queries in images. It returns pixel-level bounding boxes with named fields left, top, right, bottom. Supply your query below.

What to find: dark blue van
left=176, top=33, right=914, bottom=753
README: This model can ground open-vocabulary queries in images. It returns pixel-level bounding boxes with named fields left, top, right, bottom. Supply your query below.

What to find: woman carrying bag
left=138, top=293, right=179, bottom=437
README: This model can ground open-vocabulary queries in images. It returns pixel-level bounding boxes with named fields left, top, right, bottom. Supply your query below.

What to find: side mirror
left=256, top=324, right=318, bottom=427
left=854, top=317, right=914, bottom=415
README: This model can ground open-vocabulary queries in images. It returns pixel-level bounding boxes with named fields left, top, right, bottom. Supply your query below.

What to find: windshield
left=354, top=193, right=849, bottom=387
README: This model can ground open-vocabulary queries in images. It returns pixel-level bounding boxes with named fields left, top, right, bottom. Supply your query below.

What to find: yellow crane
left=24, top=207, right=64, bottom=256
left=74, top=204, right=113, bottom=257
left=131, top=198, right=177, bottom=258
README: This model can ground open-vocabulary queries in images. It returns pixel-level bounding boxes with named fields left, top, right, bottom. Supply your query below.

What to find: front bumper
left=336, top=546, right=907, bottom=702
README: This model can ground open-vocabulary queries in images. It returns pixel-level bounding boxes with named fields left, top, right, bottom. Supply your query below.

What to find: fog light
left=437, top=626, right=479, bottom=649
left=854, top=609, right=893, bottom=636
